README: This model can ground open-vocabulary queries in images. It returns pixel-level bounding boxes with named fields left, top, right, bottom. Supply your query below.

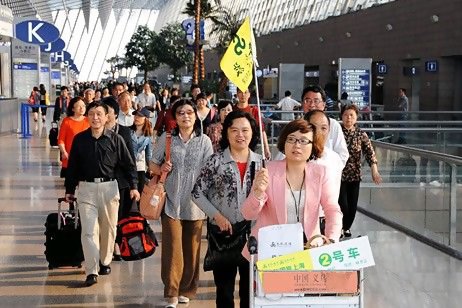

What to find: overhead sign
left=338, top=58, right=372, bottom=112
left=182, top=18, right=205, bottom=46
left=377, top=63, right=387, bottom=74
left=15, top=20, right=60, bottom=44
left=40, top=38, right=65, bottom=53
left=425, top=60, right=438, bottom=72
left=51, top=50, right=71, bottom=63
left=65, top=58, right=74, bottom=66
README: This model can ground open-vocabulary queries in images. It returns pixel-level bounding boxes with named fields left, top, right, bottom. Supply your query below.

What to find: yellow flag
left=220, top=17, right=254, bottom=91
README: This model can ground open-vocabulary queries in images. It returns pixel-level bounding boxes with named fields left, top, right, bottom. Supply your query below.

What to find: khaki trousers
left=161, top=214, right=203, bottom=298
left=76, top=180, right=120, bottom=276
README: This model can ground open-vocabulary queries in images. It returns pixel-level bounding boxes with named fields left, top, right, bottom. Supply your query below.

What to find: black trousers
left=338, top=181, right=360, bottom=230
left=137, top=171, right=147, bottom=194
left=117, top=187, right=133, bottom=220
left=213, top=259, right=249, bottom=308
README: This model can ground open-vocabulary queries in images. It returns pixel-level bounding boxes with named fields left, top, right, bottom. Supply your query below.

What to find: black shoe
left=344, top=230, right=352, bottom=237
left=113, top=254, right=122, bottom=261
left=84, top=274, right=98, bottom=286
left=98, top=263, right=111, bottom=275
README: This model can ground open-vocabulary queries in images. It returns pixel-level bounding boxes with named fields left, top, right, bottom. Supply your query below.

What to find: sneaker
left=429, top=180, right=442, bottom=187
left=165, top=297, right=178, bottom=308
left=178, top=296, right=190, bottom=303
left=344, top=230, right=352, bottom=237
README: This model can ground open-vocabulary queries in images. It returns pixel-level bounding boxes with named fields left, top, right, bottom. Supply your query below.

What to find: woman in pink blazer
left=241, top=119, right=343, bottom=259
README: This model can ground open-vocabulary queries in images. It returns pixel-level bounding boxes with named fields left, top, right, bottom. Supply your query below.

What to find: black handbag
left=203, top=220, right=251, bottom=271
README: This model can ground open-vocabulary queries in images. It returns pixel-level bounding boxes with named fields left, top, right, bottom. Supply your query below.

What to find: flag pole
left=249, top=16, right=266, bottom=163
left=253, top=63, right=265, bottom=158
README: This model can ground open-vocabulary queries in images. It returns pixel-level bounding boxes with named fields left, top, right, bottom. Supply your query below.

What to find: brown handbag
left=140, top=133, right=172, bottom=220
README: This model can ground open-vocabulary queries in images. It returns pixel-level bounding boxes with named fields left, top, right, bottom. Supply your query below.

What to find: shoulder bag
left=203, top=219, right=251, bottom=271
left=139, top=133, right=172, bottom=220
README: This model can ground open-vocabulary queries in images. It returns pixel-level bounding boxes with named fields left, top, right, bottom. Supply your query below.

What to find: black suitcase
left=49, top=122, right=58, bottom=147
left=44, top=198, right=84, bottom=269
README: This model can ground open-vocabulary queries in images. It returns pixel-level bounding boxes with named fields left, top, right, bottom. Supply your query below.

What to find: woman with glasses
left=149, top=99, right=213, bottom=308
left=241, top=119, right=342, bottom=258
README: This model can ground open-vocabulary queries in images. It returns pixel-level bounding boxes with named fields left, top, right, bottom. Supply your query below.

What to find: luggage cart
left=248, top=236, right=364, bottom=308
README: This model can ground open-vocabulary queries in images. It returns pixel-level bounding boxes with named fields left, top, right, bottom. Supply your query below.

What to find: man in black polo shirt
left=65, top=101, right=139, bottom=287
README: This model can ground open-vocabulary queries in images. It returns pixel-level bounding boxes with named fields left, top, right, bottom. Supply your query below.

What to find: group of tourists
left=50, top=81, right=381, bottom=308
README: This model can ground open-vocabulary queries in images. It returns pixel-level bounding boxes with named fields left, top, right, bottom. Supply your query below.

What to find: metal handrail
left=371, top=140, right=462, bottom=165
left=268, top=119, right=462, bottom=125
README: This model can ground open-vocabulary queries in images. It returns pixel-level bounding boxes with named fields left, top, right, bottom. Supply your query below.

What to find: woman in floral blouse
left=206, top=100, right=233, bottom=152
left=192, top=110, right=262, bottom=308
left=340, top=104, right=382, bottom=237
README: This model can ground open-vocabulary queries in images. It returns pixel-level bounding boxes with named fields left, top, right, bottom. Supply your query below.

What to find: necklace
left=286, top=170, right=306, bottom=222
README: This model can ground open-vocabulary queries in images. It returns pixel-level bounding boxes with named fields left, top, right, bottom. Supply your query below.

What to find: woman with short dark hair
left=206, top=100, right=233, bottom=152
left=339, top=104, right=382, bottom=237
left=241, top=119, right=343, bottom=258
left=57, top=97, right=89, bottom=178
left=193, top=110, right=262, bottom=308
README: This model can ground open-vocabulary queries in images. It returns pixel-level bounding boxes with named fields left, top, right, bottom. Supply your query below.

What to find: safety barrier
left=20, top=103, right=54, bottom=139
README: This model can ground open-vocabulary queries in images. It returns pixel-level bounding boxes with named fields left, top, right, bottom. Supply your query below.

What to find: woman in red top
left=153, top=95, right=180, bottom=138
left=57, top=97, right=90, bottom=178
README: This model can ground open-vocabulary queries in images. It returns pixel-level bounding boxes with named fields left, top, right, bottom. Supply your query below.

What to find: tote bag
left=139, top=133, right=171, bottom=220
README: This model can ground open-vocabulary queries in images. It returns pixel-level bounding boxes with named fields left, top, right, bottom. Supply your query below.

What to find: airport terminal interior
left=1, top=125, right=461, bottom=307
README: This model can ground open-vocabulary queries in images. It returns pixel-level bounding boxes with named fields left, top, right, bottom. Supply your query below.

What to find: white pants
left=76, top=180, right=120, bottom=276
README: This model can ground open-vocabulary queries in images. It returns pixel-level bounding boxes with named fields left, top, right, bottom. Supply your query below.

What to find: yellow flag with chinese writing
left=220, top=17, right=254, bottom=91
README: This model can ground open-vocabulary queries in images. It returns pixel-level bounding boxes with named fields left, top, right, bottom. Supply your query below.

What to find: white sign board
left=258, top=223, right=304, bottom=260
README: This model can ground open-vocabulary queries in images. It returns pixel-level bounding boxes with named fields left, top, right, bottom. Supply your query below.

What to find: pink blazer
left=241, top=160, right=343, bottom=259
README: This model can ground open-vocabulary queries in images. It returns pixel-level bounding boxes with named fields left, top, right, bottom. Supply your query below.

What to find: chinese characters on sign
left=220, top=17, right=254, bottom=91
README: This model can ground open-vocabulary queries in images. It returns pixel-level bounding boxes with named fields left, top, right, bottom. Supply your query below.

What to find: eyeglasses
left=286, top=136, right=313, bottom=145
left=303, top=98, right=323, bottom=105
left=176, top=110, right=195, bottom=117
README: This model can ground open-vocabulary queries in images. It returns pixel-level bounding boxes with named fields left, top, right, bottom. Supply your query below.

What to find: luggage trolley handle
left=248, top=236, right=258, bottom=308
left=57, top=197, right=79, bottom=230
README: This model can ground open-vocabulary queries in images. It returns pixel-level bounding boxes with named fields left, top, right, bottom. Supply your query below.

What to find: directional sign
left=377, top=64, right=387, bottom=74
left=13, top=62, right=38, bottom=70
left=64, top=58, right=74, bottom=66
left=425, top=60, right=438, bottom=72
left=51, top=50, right=71, bottom=63
left=338, top=58, right=372, bottom=111
left=40, top=38, right=65, bottom=53
left=15, top=20, right=60, bottom=44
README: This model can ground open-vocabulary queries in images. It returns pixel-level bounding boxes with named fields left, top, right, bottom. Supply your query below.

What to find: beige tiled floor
left=0, top=123, right=461, bottom=307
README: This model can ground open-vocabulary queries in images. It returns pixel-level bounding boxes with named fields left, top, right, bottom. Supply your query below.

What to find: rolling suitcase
left=44, top=198, right=84, bottom=269
left=49, top=121, right=58, bottom=147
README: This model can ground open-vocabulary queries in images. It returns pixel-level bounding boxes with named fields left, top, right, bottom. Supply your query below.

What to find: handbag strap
left=159, top=132, right=172, bottom=183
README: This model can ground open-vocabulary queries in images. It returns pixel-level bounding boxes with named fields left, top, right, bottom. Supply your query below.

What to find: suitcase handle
left=58, top=196, right=76, bottom=203
left=58, top=197, right=79, bottom=230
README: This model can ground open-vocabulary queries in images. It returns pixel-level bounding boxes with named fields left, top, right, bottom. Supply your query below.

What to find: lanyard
left=286, top=170, right=305, bottom=222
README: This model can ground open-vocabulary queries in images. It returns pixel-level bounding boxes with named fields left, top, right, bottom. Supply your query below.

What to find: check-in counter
left=0, top=98, right=19, bottom=134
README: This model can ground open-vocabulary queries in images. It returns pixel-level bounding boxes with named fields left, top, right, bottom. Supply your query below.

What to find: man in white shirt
left=137, top=83, right=160, bottom=125
left=301, top=85, right=349, bottom=166
left=117, top=91, right=135, bottom=127
left=276, top=90, right=301, bottom=121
